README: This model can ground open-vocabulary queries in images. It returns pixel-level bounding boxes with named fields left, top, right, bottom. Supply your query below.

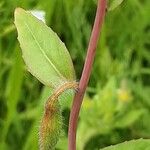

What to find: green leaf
left=108, top=0, right=124, bottom=11
left=14, top=8, right=75, bottom=88
left=100, top=139, right=150, bottom=150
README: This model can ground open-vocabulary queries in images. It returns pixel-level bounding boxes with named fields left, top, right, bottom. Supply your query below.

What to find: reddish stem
left=68, top=0, right=107, bottom=150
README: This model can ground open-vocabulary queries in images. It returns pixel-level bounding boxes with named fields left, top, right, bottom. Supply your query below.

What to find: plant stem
left=68, top=0, right=107, bottom=150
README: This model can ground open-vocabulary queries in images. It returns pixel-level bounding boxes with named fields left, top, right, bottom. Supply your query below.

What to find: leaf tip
left=14, top=7, right=26, bottom=22
left=15, top=7, right=23, bottom=15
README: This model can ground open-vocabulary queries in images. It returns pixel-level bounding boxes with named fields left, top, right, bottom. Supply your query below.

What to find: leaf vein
left=24, top=22, right=65, bottom=80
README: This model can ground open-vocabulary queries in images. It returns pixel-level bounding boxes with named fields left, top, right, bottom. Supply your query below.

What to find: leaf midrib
left=24, top=21, right=65, bottom=80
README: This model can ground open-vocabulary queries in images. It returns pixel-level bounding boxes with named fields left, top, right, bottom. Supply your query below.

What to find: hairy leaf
left=14, top=8, right=75, bottom=88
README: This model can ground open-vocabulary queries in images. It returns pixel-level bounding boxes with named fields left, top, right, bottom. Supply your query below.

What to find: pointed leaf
left=14, top=8, right=75, bottom=87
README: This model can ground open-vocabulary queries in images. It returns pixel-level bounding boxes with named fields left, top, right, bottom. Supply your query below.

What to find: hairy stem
left=46, top=81, right=78, bottom=108
left=68, top=0, right=107, bottom=149
left=40, top=81, right=78, bottom=150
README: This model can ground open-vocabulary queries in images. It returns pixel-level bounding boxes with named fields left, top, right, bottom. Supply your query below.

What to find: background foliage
left=0, top=0, right=150, bottom=149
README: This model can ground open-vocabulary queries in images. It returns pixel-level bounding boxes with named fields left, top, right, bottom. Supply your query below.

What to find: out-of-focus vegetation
left=0, top=0, right=149, bottom=150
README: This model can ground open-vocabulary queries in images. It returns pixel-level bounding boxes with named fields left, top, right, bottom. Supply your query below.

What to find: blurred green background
left=0, top=0, right=150, bottom=149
